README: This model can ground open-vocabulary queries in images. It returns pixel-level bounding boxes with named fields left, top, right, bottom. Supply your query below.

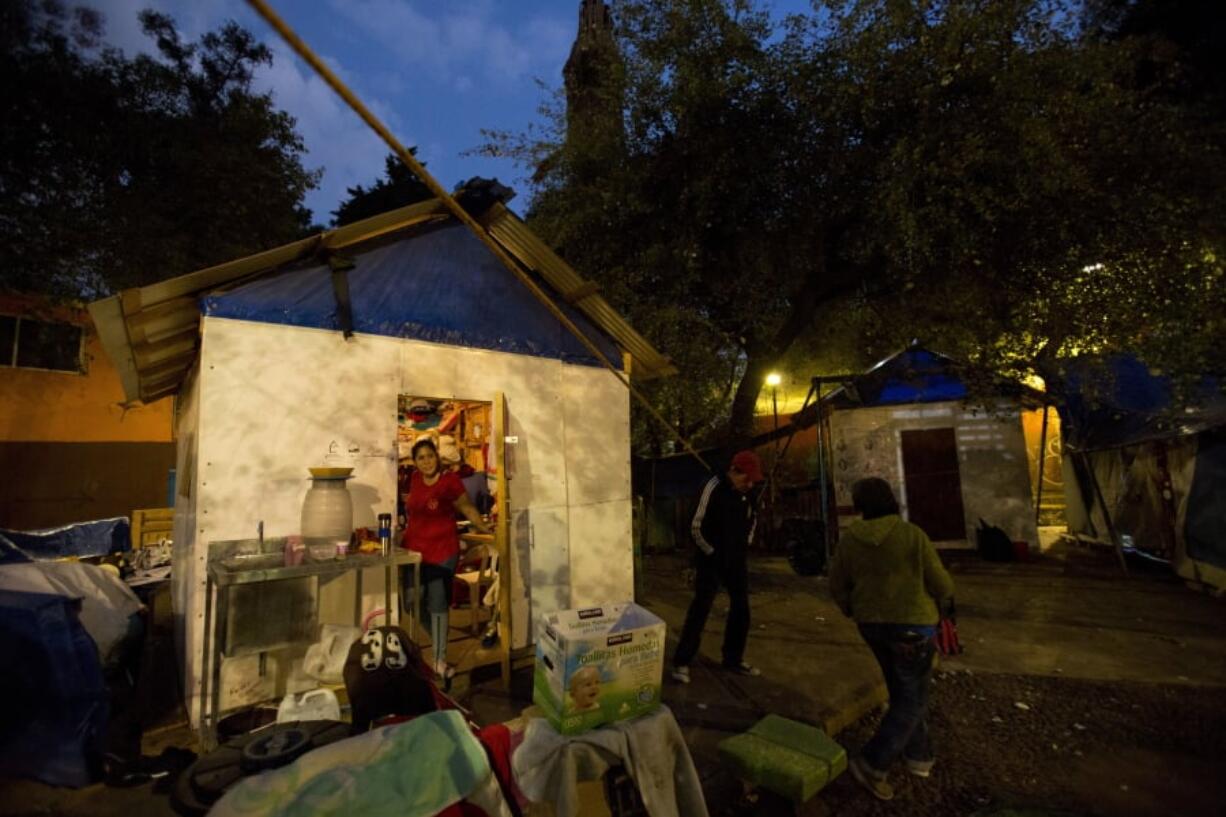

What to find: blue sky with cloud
left=93, top=1, right=809, bottom=223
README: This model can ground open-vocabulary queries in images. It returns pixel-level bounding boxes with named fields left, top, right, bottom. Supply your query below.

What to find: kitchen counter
left=198, top=539, right=421, bottom=748
left=209, top=548, right=421, bottom=586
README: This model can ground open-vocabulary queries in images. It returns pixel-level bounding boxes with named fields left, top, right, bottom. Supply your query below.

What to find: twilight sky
left=93, top=0, right=810, bottom=223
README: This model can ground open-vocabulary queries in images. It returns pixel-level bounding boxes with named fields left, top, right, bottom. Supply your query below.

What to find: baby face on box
left=566, top=665, right=603, bottom=712
left=534, top=603, right=667, bottom=734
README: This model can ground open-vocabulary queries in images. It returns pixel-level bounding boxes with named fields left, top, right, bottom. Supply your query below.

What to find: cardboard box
left=533, top=602, right=665, bottom=735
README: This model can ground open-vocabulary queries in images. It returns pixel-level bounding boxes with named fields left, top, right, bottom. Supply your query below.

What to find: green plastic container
left=718, top=714, right=847, bottom=803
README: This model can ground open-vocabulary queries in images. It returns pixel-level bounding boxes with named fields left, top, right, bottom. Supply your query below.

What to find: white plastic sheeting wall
left=175, top=317, right=633, bottom=724
left=829, top=401, right=1038, bottom=548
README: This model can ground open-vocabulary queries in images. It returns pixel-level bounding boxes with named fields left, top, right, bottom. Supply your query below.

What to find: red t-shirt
left=403, top=470, right=465, bottom=565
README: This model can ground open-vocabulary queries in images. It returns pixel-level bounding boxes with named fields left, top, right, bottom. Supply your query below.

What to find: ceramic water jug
left=301, top=475, right=353, bottom=544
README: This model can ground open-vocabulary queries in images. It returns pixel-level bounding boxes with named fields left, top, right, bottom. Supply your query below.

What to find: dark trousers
left=858, top=623, right=936, bottom=773
left=674, top=552, right=750, bottom=668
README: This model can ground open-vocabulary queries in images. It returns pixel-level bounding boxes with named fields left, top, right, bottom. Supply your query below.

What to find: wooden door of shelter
left=901, top=428, right=967, bottom=541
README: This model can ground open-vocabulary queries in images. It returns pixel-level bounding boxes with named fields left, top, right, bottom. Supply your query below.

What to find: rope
left=244, top=0, right=710, bottom=471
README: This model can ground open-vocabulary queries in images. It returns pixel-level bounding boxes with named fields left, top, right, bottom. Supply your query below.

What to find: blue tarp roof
left=825, top=347, right=980, bottom=408
left=202, top=221, right=622, bottom=368
left=1058, top=356, right=1226, bottom=451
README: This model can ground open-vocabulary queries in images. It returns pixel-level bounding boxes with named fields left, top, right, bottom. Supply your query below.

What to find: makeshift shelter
left=1058, top=356, right=1226, bottom=590
left=88, top=184, right=674, bottom=725
left=818, top=347, right=1045, bottom=550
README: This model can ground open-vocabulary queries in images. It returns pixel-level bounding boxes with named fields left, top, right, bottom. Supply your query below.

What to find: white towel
left=512, top=705, right=708, bottom=817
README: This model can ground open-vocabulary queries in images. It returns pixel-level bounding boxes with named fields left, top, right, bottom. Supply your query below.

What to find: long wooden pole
left=1080, top=451, right=1130, bottom=575
left=244, top=0, right=709, bottom=471
left=1034, top=404, right=1049, bottom=530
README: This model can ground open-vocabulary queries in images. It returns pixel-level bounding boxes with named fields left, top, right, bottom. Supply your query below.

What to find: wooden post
left=493, top=391, right=513, bottom=688
left=1034, top=405, right=1050, bottom=529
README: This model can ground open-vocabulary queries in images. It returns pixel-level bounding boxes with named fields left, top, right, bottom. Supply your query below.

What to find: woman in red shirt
left=402, top=437, right=491, bottom=679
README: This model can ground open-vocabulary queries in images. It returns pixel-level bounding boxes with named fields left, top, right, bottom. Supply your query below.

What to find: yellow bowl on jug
left=309, top=466, right=354, bottom=479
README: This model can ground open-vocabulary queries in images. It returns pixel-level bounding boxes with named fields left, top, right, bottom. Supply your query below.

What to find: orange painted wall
left=0, top=294, right=173, bottom=443
left=1021, top=407, right=1065, bottom=515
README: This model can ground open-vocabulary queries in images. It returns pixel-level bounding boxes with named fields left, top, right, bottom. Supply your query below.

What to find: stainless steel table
left=199, top=546, right=421, bottom=748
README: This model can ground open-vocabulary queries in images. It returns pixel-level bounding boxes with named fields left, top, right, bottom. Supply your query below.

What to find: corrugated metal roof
left=89, top=196, right=673, bottom=404
left=482, top=203, right=675, bottom=380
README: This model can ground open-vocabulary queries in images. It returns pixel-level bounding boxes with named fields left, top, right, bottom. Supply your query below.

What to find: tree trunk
left=727, top=353, right=774, bottom=445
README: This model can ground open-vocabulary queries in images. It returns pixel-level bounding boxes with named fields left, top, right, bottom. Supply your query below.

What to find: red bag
left=936, top=618, right=962, bottom=656
left=935, top=600, right=963, bottom=656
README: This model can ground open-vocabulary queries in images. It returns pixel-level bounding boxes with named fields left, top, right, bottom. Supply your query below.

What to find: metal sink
left=217, top=552, right=285, bottom=572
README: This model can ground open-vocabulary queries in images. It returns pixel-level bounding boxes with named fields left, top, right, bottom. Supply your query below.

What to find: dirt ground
left=812, top=670, right=1226, bottom=817
left=644, top=542, right=1226, bottom=817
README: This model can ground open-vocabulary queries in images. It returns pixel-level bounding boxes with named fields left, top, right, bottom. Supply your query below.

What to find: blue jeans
left=402, top=555, right=456, bottom=665
left=857, top=623, right=936, bottom=774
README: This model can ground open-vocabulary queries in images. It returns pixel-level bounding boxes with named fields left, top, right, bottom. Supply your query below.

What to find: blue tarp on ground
left=202, top=220, right=622, bottom=369
left=0, top=589, right=108, bottom=787
left=0, top=517, right=130, bottom=561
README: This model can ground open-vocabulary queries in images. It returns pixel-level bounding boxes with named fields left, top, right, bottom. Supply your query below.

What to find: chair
left=452, top=543, right=496, bottom=634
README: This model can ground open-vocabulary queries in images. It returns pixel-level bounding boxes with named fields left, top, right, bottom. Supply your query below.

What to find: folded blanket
left=512, top=704, right=707, bottom=817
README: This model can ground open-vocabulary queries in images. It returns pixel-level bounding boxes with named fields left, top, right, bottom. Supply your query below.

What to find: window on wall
left=0, top=315, right=84, bottom=373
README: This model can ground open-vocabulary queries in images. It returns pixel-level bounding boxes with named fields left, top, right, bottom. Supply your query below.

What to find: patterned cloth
left=210, top=710, right=513, bottom=817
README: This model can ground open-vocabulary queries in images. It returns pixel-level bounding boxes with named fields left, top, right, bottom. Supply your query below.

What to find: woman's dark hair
left=851, top=477, right=900, bottom=520
left=410, top=437, right=438, bottom=460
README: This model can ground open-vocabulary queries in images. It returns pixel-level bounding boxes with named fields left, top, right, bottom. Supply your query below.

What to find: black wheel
left=171, top=720, right=351, bottom=814
left=239, top=725, right=313, bottom=772
left=170, top=757, right=214, bottom=817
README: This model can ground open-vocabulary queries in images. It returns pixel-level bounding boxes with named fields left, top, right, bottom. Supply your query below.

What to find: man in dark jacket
left=671, top=450, right=764, bottom=683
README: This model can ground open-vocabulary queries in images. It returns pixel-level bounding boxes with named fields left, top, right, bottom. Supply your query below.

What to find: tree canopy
left=330, top=151, right=433, bottom=227
left=484, top=0, right=1226, bottom=450
left=0, top=0, right=318, bottom=298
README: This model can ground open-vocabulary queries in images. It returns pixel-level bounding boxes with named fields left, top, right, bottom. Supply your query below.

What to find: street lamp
left=765, top=371, right=782, bottom=456
left=765, top=372, right=783, bottom=548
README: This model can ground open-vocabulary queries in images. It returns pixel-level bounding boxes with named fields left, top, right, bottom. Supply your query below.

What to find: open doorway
left=397, top=395, right=502, bottom=677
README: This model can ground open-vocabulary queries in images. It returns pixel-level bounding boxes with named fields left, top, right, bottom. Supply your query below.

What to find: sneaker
left=905, top=757, right=935, bottom=778
left=671, top=666, right=691, bottom=684
left=722, top=661, right=761, bottom=677
left=849, top=756, right=894, bottom=801
left=434, top=660, right=456, bottom=680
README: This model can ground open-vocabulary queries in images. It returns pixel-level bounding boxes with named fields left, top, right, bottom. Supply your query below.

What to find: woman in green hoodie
left=828, top=477, right=955, bottom=801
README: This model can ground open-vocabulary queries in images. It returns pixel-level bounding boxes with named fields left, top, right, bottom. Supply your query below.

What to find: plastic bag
left=302, top=624, right=363, bottom=684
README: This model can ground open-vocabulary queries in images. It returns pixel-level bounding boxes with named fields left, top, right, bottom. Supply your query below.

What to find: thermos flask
left=377, top=513, right=392, bottom=556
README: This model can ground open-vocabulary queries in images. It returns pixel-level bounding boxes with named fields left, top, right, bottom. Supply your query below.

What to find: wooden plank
left=562, top=281, right=600, bottom=304
left=484, top=204, right=676, bottom=379
left=130, top=330, right=197, bottom=369
left=126, top=297, right=199, bottom=346
left=325, top=200, right=449, bottom=250
left=493, top=390, right=512, bottom=689
left=87, top=295, right=143, bottom=404
left=131, top=507, right=174, bottom=549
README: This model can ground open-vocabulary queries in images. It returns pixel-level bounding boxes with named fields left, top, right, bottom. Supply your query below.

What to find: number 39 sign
left=359, top=627, right=410, bottom=672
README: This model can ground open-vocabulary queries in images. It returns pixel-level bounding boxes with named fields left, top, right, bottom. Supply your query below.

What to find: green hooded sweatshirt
left=828, top=515, right=955, bottom=626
